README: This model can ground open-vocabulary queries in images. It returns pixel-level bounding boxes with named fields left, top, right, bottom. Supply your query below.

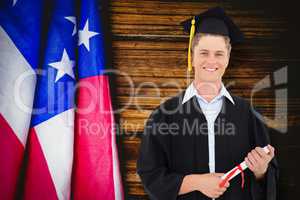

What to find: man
left=137, top=7, right=278, bottom=200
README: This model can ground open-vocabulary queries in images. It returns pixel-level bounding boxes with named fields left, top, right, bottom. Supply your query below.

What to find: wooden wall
left=106, top=0, right=300, bottom=199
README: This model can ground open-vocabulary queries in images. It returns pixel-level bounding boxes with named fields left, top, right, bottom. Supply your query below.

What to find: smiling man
left=137, top=7, right=278, bottom=200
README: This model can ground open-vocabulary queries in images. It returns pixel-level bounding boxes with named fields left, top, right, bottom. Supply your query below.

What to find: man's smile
left=203, top=67, right=218, bottom=72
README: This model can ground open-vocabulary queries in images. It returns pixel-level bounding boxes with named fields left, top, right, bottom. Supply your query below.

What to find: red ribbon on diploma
left=219, top=164, right=244, bottom=189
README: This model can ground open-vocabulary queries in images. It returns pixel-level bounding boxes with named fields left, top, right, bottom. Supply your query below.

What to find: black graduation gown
left=137, top=92, right=279, bottom=200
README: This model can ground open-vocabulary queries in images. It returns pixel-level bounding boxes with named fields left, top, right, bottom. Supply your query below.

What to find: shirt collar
left=182, top=82, right=235, bottom=105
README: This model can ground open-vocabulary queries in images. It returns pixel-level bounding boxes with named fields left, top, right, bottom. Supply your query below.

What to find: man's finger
left=252, top=150, right=266, bottom=165
left=224, top=181, right=230, bottom=188
left=216, top=188, right=226, bottom=195
left=214, top=173, right=225, bottom=177
left=245, top=157, right=254, bottom=171
left=248, top=152, right=258, bottom=165
left=212, top=194, right=220, bottom=199
left=256, top=147, right=269, bottom=160
left=252, top=150, right=263, bottom=162
left=268, top=145, right=275, bottom=158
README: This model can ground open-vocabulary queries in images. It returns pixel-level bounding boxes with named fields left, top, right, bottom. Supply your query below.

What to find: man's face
left=192, top=35, right=230, bottom=83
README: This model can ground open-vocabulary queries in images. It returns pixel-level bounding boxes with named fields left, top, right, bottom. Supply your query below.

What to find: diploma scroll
left=219, top=146, right=270, bottom=187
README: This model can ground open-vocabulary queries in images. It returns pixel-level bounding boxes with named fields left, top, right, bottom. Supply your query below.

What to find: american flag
left=0, top=0, right=123, bottom=199
left=72, top=0, right=123, bottom=199
left=0, top=0, right=43, bottom=199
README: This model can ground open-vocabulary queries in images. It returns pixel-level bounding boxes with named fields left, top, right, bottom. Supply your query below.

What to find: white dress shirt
left=182, top=82, right=235, bottom=174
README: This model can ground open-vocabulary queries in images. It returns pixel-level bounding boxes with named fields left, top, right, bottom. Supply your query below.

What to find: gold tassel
left=188, top=17, right=195, bottom=72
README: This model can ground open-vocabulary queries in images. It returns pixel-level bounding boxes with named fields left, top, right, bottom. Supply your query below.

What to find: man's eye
left=200, top=52, right=208, bottom=55
left=216, top=53, right=224, bottom=57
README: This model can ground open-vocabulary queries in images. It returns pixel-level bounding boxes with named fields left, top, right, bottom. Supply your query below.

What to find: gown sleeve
left=248, top=107, right=279, bottom=200
left=136, top=108, right=185, bottom=200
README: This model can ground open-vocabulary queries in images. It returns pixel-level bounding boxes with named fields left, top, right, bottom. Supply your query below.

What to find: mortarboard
left=181, top=7, right=244, bottom=71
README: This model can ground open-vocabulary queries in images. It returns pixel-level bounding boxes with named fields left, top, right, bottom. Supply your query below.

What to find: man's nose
left=206, top=54, right=217, bottom=65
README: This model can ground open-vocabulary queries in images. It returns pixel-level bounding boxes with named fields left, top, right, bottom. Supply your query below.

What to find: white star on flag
left=49, top=49, right=75, bottom=82
left=13, top=0, right=18, bottom=6
left=78, top=19, right=99, bottom=51
left=65, top=16, right=77, bottom=36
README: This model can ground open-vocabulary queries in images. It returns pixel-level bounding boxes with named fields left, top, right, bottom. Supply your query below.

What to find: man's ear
left=225, top=51, right=231, bottom=68
left=228, top=48, right=231, bottom=57
left=191, top=52, right=194, bottom=68
left=192, top=58, right=194, bottom=68
left=227, top=49, right=231, bottom=62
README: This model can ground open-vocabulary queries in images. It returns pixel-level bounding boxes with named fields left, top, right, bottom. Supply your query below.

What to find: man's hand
left=196, top=173, right=229, bottom=199
left=179, top=173, right=229, bottom=197
left=245, top=145, right=275, bottom=179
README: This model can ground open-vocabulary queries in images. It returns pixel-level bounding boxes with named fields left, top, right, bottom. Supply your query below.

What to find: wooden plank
left=108, top=1, right=297, bottom=199
left=110, top=1, right=222, bottom=15
left=122, top=143, right=300, bottom=184
left=109, top=1, right=286, bottom=39
left=119, top=116, right=299, bottom=133
left=111, top=41, right=294, bottom=61
left=114, top=65, right=281, bottom=78
left=112, top=40, right=276, bottom=51
left=116, top=96, right=298, bottom=108
left=115, top=76, right=277, bottom=88
left=116, top=87, right=277, bottom=98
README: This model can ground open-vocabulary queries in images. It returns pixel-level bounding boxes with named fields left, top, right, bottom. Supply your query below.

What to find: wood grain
left=106, top=1, right=297, bottom=199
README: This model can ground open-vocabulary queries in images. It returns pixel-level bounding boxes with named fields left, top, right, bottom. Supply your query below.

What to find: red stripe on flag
left=0, top=114, right=24, bottom=200
left=72, top=75, right=117, bottom=200
left=23, top=128, right=58, bottom=200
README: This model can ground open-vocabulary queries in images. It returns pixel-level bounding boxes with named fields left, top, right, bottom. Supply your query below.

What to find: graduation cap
left=181, top=7, right=244, bottom=71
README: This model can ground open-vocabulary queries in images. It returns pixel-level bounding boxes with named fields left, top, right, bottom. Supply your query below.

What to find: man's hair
left=191, top=33, right=232, bottom=55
